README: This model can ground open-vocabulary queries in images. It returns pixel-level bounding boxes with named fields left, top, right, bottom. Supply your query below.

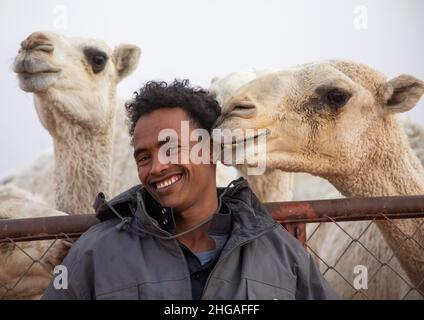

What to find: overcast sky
left=0, top=0, right=423, bottom=180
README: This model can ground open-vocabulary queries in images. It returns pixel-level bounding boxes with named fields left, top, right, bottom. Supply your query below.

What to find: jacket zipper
left=200, top=222, right=278, bottom=299
left=174, top=239, right=194, bottom=300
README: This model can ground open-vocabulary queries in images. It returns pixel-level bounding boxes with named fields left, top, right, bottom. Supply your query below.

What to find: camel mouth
left=13, top=56, right=62, bottom=92
left=220, top=128, right=271, bottom=146
left=13, top=55, right=61, bottom=75
left=16, top=69, right=61, bottom=76
left=17, top=70, right=61, bottom=84
left=16, top=70, right=61, bottom=93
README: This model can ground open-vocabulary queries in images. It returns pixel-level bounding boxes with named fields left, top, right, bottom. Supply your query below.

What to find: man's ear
left=383, top=74, right=424, bottom=114
left=113, top=44, right=141, bottom=82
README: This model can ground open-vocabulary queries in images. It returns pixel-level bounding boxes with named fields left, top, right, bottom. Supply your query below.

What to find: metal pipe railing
left=1, top=195, right=423, bottom=243
left=266, top=194, right=424, bottom=223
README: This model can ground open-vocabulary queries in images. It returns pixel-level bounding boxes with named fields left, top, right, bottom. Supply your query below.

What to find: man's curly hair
left=125, top=79, right=221, bottom=141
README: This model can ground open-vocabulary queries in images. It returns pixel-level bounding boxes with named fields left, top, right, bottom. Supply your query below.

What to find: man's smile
left=150, top=172, right=184, bottom=192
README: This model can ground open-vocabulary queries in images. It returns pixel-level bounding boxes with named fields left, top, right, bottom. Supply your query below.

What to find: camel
left=209, top=70, right=424, bottom=201
left=215, top=61, right=424, bottom=299
left=3, top=34, right=236, bottom=210
left=0, top=31, right=238, bottom=299
left=0, top=185, right=70, bottom=299
left=11, top=31, right=143, bottom=214
left=210, top=70, right=294, bottom=202
left=1, top=31, right=142, bottom=299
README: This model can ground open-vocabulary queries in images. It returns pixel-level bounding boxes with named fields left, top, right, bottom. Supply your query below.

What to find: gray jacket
left=42, top=178, right=338, bottom=300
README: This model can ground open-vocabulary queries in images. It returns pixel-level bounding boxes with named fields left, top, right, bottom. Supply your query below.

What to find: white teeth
left=155, top=175, right=181, bottom=190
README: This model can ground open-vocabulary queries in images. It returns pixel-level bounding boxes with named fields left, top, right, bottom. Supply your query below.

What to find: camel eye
left=92, top=55, right=106, bottom=66
left=84, top=47, right=108, bottom=74
left=325, top=89, right=351, bottom=108
left=90, top=54, right=107, bottom=73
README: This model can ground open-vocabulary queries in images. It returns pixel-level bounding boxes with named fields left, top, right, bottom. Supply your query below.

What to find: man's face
left=133, top=107, right=217, bottom=212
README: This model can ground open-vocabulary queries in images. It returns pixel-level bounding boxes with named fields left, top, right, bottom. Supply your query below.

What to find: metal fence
left=1, top=195, right=423, bottom=300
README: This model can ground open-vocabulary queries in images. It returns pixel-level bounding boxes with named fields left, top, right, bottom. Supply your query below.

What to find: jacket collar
left=133, top=184, right=234, bottom=238
left=94, top=177, right=277, bottom=243
left=136, top=178, right=277, bottom=242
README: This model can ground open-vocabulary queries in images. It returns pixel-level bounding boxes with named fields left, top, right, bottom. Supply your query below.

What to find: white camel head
left=217, top=61, right=424, bottom=179
left=13, top=31, right=141, bottom=135
left=209, top=69, right=274, bottom=106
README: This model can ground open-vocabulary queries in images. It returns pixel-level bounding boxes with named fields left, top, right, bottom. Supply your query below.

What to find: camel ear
left=383, top=74, right=424, bottom=114
left=210, top=76, right=220, bottom=84
left=113, top=44, right=141, bottom=82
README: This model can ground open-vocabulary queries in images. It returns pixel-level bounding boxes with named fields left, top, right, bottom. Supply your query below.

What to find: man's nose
left=150, top=154, right=171, bottom=176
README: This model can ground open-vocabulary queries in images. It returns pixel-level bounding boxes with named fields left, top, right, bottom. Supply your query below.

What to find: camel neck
left=325, top=123, right=424, bottom=290
left=53, top=128, right=114, bottom=214
left=328, top=132, right=424, bottom=198
left=33, top=92, right=116, bottom=214
left=51, top=116, right=114, bottom=215
left=243, top=168, right=293, bottom=202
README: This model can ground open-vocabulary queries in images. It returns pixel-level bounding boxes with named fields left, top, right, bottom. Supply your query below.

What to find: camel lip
left=13, top=55, right=61, bottom=75
left=15, top=69, right=61, bottom=76
left=220, top=128, right=271, bottom=146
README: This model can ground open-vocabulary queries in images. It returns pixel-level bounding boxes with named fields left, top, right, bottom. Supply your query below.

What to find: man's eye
left=137, top=156, right=150, bottom=165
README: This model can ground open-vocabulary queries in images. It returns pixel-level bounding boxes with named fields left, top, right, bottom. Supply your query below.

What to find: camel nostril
left=20, top=42, right=54, bottom=53
left=20, top=32, right=52, bottom=52
left=33, top=44, right=54, bottom=53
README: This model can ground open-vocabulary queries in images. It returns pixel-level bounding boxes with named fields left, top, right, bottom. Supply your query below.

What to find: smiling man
left=42, top=80, right=338, bottom=300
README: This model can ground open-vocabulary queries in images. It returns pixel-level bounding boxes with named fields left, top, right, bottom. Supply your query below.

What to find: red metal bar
left=265, top=195, right=424, bottom=245
left=265, top=195, right=424, bottom=223
left=0, top=214, right=98, bottom=243
left=0, top=195, right=423, bottom=243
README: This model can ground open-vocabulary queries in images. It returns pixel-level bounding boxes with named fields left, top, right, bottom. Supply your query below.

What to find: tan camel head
left=13, top=31, right=141, bottom=133
left=217, top=60, right=424, bottom=177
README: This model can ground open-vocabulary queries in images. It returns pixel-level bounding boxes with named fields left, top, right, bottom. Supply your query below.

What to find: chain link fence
left=1, top=195, right=423, bottom=300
